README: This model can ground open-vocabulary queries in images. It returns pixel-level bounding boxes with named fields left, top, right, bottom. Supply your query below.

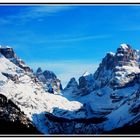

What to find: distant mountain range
left=0, top=44, right=140, bottom=135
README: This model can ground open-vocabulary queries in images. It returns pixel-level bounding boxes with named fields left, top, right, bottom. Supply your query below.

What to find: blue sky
left=1, top=5, right=140, bottom=86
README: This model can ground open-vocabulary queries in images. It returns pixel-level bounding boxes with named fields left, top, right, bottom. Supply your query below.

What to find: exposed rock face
left=94, top=52, right=115, bottom=82
left=0, top=94, right=40, bottom=134
left=94, top=44, right=140, bottom=89
left=115, top=44, right=138, bottom=62
left=36, top=67, right=62, bottom=94
left=36, top=67, right=47, bottom=84
left=65, top=43, right=140, bottom=96
left=63, top=78, right=79, bottom=97
left=2, top=72, right=19, bottom=83
left=43, top=70, right=57, bottom=80
left=64, top=72, right=94, bottom=97
left=65, top=78, right=78, bottom=89
left=0, top=47, right=15, bottom=58
left=0, top=47, right=32, bottom=73
left=78, top=73, right=94, bottom=96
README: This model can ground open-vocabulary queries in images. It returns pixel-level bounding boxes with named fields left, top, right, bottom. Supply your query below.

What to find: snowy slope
left=0, top=49, right=83, bottom=134
left=60, top=44, right=140, bottom=133
left=1, top=44, right=140, bottom=134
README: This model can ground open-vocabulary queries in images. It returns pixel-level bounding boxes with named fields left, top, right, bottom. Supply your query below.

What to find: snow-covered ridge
left=61, top=44, right=140, bottom=133
left=64, top=43, right=140, bottom=98
left=120, top=43, right=129, bottom=50
left=0, top=47, right=83, bottom=133
left=1, top=44, right=140, bottom=134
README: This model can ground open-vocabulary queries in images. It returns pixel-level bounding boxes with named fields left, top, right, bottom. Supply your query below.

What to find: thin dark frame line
left=0, top=2, right=140, bottom=4
left=1, top=134, right=140, bottom=137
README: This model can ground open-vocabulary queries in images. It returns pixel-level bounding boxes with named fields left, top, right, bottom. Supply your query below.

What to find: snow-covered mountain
left=36, top=67, right=62, bottom=94
left=1, top=44, right=140, bottom=134
left=0, top=46, right=83, bottom=134
left=94, top=44, right=139, bottom=89
left=57, top=44, right=140, bottom=134
left=64, top=44, right=140, bottom=97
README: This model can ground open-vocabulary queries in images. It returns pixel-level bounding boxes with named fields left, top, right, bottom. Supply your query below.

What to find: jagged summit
left=64, top=77, right=78, bottom=90
left=36, top=67, right=57, bottom=82
left=0, top=46, right=32, bottom=72
left=36, top=67, right=62, bottom=94
left=116, top=44, right=137, bottom=62
left=43, top=70, right=57, bottom=80
left=120, top=43, right=131, bottom=50
left=36, top=67, right=43, bottom=74
left=0, top=47, right=16, bottom=58
left=64, top=44, right=140, bottom=98
left=94, top=44, right=140, bottom=89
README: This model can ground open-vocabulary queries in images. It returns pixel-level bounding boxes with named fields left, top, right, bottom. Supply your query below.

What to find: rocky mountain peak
left=0, top=46, right=32, bottom=73
left=65, top=77, right=78, bottom=89
left=36, top=67, right=43, bottom=74
left=36, top=67, right=62, bottom=94
left=94, top=44, right=140, bottom=89
left=43, top=70, right=57, bottom=80
left=63, top=77, right=80, bottom=98
left=78, top=73, right=94, bottom=95
left=120, top=43, right=131, bottom=50
left=64, top=44, right=140, bottom=98
left=0, top=47, right=16, bottom=58
left=115, top=44, right=138, bottom=64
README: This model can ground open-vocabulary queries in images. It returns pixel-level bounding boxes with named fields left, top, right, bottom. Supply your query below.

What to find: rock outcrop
left=94, top=44, right=140, bottom=89
left=36, top=67, right=62, bottom=94
left=0, top=46, right=32, bottom=73
left=0, top=94, right=40, bottom=134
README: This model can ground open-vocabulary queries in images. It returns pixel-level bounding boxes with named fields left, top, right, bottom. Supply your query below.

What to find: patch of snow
left=109, top=52, right=115, bottom=56
left=83, top=71, right=90, bottom=77
left=121, top=65, right=140, bottom=74
left=116, top=53, right=124, bottom=57
left=120, top=44, right=129, bottom=50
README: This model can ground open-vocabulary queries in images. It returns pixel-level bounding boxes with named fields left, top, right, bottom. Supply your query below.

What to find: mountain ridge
left=0, top=44, right=140, bottom=134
